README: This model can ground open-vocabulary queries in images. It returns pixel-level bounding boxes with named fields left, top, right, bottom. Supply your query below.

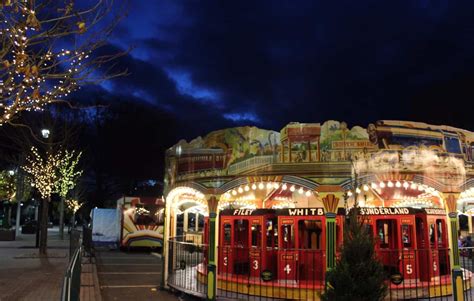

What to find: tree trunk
left=59, top=197, right=65, bottom=239
left=39, top=197, right=49, bottom=255
left=15, top=201, right=21, bottom=236
left=7, top=205, right=12, bottom=228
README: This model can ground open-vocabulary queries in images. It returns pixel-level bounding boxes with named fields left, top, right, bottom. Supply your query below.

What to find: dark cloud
left=89, top=0, right=474, bottom=138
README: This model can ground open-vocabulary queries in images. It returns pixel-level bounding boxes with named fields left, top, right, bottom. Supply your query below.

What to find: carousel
left=162, top=120, right=474, bottom=300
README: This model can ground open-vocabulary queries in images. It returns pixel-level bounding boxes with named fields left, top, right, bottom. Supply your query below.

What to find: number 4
left=284, top=264, right=292, bottom=274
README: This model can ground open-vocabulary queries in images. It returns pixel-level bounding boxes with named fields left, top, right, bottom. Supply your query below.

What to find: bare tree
left=0, top=0, right=127, bottom=124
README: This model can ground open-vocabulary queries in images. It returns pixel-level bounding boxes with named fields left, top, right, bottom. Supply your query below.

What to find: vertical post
left=207, top=196, right=218, bottom=301
left=15, top=201, right=21, bottom=236
left=322, top=194, right=339, bottom=271
left=59, top=196, right=65, bottom=240
left=446, top=193, right=464, bottom=301
left=468, top=214, right=473, bottom=234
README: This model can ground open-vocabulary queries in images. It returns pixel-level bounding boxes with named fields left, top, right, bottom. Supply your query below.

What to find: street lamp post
left=37, top=128, right=51, bottom=252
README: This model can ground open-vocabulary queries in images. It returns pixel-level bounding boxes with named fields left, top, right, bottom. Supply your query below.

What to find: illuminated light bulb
left=403, top=182, right=409, bottom=189
left=387, top=181, right=394, bottom=188
left=356, top=187, right=361, bottom=194
left=347, top=191, right=353, bottom=197
left=363, top=185, right=369, bottom=191
left=298, top=187, right=304, bottom=194
left=290, top=185, right=296, bottom=192
left=410, top=183, right=417, bottom=190
left=282, top=183, right=287, bottom=190
left=305, top=190, right=311, bottom=197
left=371, top=183, right=377, bottom=189
left=244, top=185, right=250, bottom=192
left=396, top=181, right=401, bottom=188
left=251, top=183, right=257, bottom=190
left=267, top=182, right=273, bottom=190
left=238, top=187, right=243, bottom=194
left=379, top=182, right=386, bottom=188
left=418, top=185, right=424, bottom=191
left=232, top=190, right=237, bottom=196
left=258, top=183, right=264, bottom=190
left=273, top=183, right=280, bottom=189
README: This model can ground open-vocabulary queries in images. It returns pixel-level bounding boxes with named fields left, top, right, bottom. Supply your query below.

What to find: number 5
left=406, top=264, right=413, bottom=274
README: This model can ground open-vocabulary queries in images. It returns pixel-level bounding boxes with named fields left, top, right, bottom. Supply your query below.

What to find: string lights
left=344, top=180, right=440, bottom=208
left=0, top=0, right=126, bottom=124
left=55, top=150, right=82, bottom=198
left=66, top=199, right=82, bottom=213
left=22, top=146, right=61, bottom=199
left=219, top=181, right=315, bottom=210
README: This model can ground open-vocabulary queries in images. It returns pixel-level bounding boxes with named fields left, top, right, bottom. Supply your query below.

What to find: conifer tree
left=322, top=205, right=387, bottom=301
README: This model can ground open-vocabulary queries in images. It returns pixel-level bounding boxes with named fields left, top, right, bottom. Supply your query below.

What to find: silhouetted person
left=464, top=236, right=473, bottom=259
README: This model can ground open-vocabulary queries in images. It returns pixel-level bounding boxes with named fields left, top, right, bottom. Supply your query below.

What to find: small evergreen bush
left=321, top=209, right=387, bottom=301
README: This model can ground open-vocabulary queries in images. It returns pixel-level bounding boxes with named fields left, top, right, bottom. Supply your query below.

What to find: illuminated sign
left=287, top=208, right=324, bottom=216
left=424, top=208, right=446, bottom=215
left=332, top=140, right=375, bottom=149
left=360, top=207, right=410, bottom=215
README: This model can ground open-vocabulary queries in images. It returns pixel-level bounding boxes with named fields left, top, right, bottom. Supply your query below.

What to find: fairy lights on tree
left=55, top=149, right=82, bottom=238
left=0, top=170, right=16, bottom=201
left=55, top=150, right=82, bottom=198
left=22, top=146, right=61, bottom=199
left=66, top=199, right=82, bottom=213
left=0, top=0, right=127, bottom=124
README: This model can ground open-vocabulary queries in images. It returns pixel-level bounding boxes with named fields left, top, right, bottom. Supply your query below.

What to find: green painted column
left=449, top=213, right=464, bottom=301
left=446, top=193, right=464, bottom=301
left=207, top=196, right=218, bottom=301
left=207, top=212, right=217, bottom=301
left=322, top=193, right=339, bottom=272
left=325, top=213, right=337, bottom=270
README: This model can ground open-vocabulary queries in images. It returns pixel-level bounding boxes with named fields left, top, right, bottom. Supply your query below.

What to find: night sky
left=90, top=0, right=474, bottom=139
left=60, top=1, right=474, bottom=197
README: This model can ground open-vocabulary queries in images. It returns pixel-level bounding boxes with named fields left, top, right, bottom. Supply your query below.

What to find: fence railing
left=460, top=247, right=474, bottom=301
left=167, top=237, right=208, bottom=298
left=166, top=243, right=474, bottom=300
left=61, top=244, right=82, bottom=301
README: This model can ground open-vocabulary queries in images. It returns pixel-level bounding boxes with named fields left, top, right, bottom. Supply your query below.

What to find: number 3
left=223, top=257, right=228, bottom=266
left=406, top=264, right=413, bottom=274
left=433, top=261, right=437, bottom=271
left=253, top=260, right=259, bottom=270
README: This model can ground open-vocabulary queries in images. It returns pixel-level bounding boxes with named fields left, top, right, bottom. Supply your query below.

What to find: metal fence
left=167, top=237, right=208, bottom=298
left=460, top=247, right=474, bottom=301
left=61, top=244, right=82, bottom=301
left=166, top=243, right=474, bottom=300
left=218, top=247, right=325, bottom=301
left=69, top=229, right=81, bottom=261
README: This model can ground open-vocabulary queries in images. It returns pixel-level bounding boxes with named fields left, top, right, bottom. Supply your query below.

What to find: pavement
left=0, top=227, right=69, bottom=301
left=95, top=248, right=196, bottom=301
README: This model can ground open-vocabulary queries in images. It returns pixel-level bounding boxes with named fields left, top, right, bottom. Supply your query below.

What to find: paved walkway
left=0, top=227, right=69, bottom=301
left=95, top=248, right=197, bottom=301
